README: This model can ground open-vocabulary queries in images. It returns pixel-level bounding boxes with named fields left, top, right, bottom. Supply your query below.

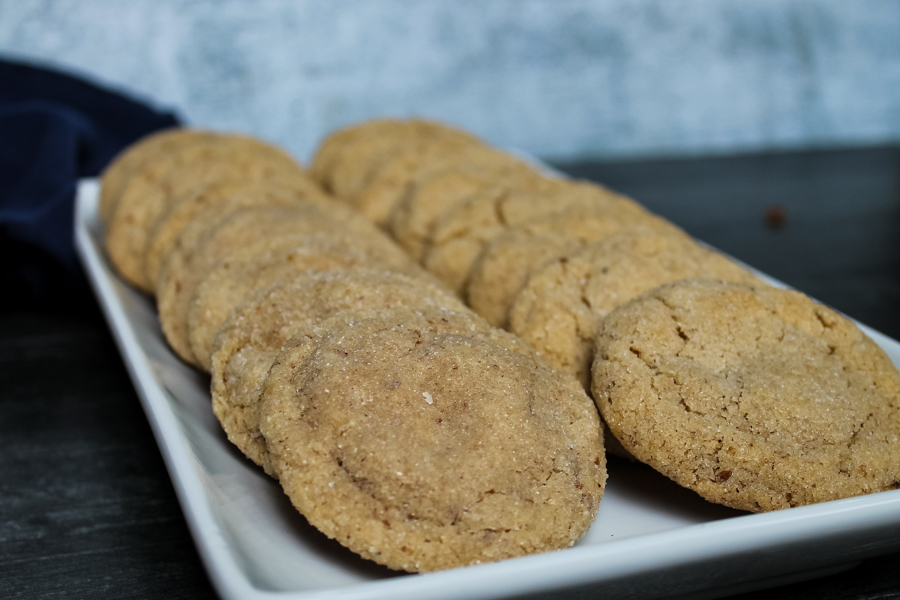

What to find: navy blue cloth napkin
left=0, top=59, right=178, bottom=308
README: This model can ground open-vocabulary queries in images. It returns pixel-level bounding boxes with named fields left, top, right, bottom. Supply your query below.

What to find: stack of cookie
left=99, top=127, right=606, bottom=572
left=313, top=118, right=900, bottom=513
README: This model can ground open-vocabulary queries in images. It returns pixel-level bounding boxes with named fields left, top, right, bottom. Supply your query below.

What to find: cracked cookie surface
left=592, top=279, right=900, bottom=512
left=350, top=137, right=496, bottom=227
left=312, top=119, right=479, bottom=201
left=386, top=150, right=541, bottom=260
left=509, top=232, right=761, bottom=389
left=260, top=307, right=605, bottom=571
left=424, top=179, right=640, bottom=294
left=466, top=205, right=686, bottom=328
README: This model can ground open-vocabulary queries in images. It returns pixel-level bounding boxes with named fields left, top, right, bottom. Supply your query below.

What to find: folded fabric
left=0, top=58, right=178, bottom=305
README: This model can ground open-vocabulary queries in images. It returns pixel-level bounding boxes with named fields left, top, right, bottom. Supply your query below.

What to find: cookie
left=348, top=136, right=490, bottom=227
left=387, top=153, right=542, bottom=260
left=509, top=232, right=762, bottom=389
left=98, top=128, right=216, bottom=225
left=188, top=231, right=422, bottom=370
left=592, top=279, right=900, bottom=512
left=144, top=176, right=330, bottom=288
left=466, top=203, right=686, bottom=327
left=424, top=179, right=639, bottom=294
left=316, top=119, right=479, bottom=200
left=259, top=306, right=606, bottom=571
left=314, top=119, right=424, bottom=197
left=105, top=134, right=303, bottom=291
left=209, top=270, right=469, bottom=468
left=309, top=120, right=401, bottom=186
left=157, top=201, right=383, bottom=365
left=156, top=182, right=318, bottom=288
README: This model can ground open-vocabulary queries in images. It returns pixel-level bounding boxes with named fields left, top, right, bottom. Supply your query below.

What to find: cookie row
left=101, top=129, right=327, bottom=293
left=313, top=118, right=900, bottom=513
left=310, top=119, right=760, bottom=449
left=99, top=130, right=607, bottom=572
left=310, top=120, right=758, bottom=383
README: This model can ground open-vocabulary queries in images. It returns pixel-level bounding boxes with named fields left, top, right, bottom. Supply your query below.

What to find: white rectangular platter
left=75, top=177, right=900, bottom=600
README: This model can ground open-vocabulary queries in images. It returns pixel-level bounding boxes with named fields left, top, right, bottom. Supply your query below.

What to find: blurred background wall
left=1, top=0, right=898, bottom=163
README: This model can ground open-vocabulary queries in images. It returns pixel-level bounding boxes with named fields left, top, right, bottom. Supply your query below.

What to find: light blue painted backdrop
left=2, top=0, right=898, bottom=162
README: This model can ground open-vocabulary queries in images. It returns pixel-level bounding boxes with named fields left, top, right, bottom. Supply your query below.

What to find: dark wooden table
left=2, top=146, right=899, bottom=599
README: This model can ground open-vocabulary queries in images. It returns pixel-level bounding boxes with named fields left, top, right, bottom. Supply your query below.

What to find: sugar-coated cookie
left=509, top=232, right=761, bottom=388
left=157, top=202, right=382, bottom=365
left=188, top=231, right=422, bottom=370
left=466, top=204, right=686, bottom=328
left=259, top=307, right=606, bottom=572
left=144, top=175, right=330, bottom=286
left=105, top=134, right=303, bottom=291
left=313, top=118, right=479, bottom=200
left=349, top=137, right=497, bottom=227
left=592, top=279, right=900, bottom=512
left=210, top=270, right=468, bottom=468
left=387, top=154, right=541, bottom=260
left=99, top=128, right=216, bottom=224
left=424, top=179, right=639, bottom=294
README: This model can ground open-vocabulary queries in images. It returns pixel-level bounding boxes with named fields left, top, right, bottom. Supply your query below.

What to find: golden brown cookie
left=592, top=279, right=900, bottom=512
left=509, top=232, right=762, bottom=389
left=348, top=136, right=492, bottom=227
left=188, top=231, right=422, bottom=370
left=316, top=118, right=479, bottom=201
left=98, top=128, right=216, bottom=225
left=387, top=155, right=542, bottom=260
left=144, top=176, right=330, bottom=288
left=209, top=270, right=469, bottom=468
left=156, top=181, right=318, bottom=291
left=259, top=306, right=606, bottom=572
left=309, top=120, right=398, bottom=186
left=105, top=134, right=303, bottom=291
left=311, top=119, right=411, bottom=195
left=466, top=203, right=686, bottom=327
left=310, top=119, right=414, bottom=196
left=157, top=201, right=383, bottom=365
left=424, top=179, right=639, bottom=294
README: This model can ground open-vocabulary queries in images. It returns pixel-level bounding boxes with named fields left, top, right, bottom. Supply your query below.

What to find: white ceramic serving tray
left=75, top=178, right=900, bottom=600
